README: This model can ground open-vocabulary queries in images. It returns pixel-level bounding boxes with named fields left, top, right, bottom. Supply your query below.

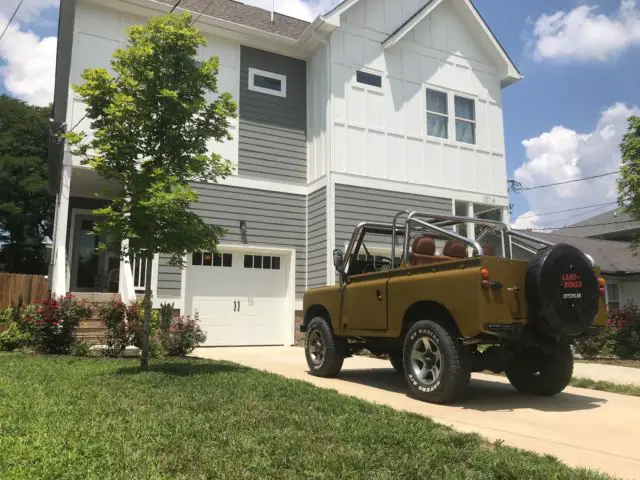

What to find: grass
left=0, top=354, right=610, bottom=480
left=570, top=377, right=640, bottom=397
left=576, top=358, right=640, bottom=369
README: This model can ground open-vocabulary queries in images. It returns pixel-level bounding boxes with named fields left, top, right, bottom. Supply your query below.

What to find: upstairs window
left=356, top=70, right=382, bottom=88
left=455, top=96, right=476, bottom=144
left=426, top=88, right=448, bottom=139
left=248, top=67, right=287, bottom=98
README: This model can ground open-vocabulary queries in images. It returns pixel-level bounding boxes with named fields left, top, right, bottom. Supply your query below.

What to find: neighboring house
left=555, top=208, right=640, bottom=241
left=48, top=0, right=521, bottom=346
left=512, top=231, right=640, bottom=311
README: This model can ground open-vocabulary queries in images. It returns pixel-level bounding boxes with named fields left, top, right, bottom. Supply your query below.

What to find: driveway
left=195, top=346, right=640, bottom=480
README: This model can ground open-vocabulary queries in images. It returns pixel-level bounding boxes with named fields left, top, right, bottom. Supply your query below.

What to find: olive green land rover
left=300, top=211, right=607, bottom=404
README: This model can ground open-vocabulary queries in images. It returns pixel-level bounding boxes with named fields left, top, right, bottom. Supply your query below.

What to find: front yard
left=0, top=354, right=608, bottom=479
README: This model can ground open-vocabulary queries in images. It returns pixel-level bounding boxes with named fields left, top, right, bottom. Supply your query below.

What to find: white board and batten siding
left=329, top=0, right=508, bottom=199
left=67, top=1, right=240, bottom=169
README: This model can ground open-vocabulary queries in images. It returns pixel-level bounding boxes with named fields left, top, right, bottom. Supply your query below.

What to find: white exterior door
left=186, top=249, right=290, bottom=346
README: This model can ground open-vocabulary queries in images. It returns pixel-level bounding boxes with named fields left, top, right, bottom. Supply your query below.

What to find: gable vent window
left=455, top=95, right=476, bottom=144
left=248, top=67, right=287, bottom=98
left=356, top=70, right=382, bottom=88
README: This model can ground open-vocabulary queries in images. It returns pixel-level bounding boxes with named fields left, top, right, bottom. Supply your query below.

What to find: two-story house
left=48, top=0, right=521, bottom=346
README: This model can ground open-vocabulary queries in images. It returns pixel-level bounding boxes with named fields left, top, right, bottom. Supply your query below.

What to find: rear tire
left=403, top=320, right=471, bottom=404
left=389, top=351, right=404, bottom=373
left=305, top=317, right=345, bottom=377
left=505, top=343, right=573, bottom=396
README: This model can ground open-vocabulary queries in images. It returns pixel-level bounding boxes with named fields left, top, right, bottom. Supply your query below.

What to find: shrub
left=20, top=295, right=93, bottom=354
left=0, top=323, right=30, bottom=351
left=0, top=307, right=13, bottom=325
left=160, top=314, right=206, bottom=356
left=609, top=303, right=640, bottom=359
left=70, top=340, right=91, bottom=357
left=574, top=327, right=613, bottom=360
left=97, top=298, right=132, bottom=357
left=159, top=302, right=174, bottom=333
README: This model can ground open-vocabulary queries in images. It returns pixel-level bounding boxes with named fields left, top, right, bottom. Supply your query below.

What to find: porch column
left=466, top=202, right=475, bottom=255
left=51, top=165, right=72, bottom=298
left=118, top=239, right=138, bottom=304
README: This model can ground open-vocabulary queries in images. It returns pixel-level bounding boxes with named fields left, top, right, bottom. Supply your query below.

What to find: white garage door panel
left=187, top=250, right=290, bottom=347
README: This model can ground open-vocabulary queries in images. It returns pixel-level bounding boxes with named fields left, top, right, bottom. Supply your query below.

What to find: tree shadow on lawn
left=116, top=360, right=248, bottom=377
left=334, top=368, right=607, bottom=412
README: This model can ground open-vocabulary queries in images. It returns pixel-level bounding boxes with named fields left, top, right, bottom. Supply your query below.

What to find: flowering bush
left=609, top=303, right=640, bottom=359
left=20, top=295, right=93, bottom=354
left=0, top=322, right=30, bottom=351
left=160, top=314, right=206, bottom=356
left=97, top=298, right=140, bottom=357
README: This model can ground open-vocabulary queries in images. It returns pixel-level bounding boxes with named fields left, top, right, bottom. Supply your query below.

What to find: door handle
left=234, top=300, right=237, bottom=312
left=376, top=289, right=383, bottom=302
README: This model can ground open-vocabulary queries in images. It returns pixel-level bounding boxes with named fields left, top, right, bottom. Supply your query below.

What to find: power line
left=0, top=0, right=24, bottom=44
left=510, top=170, right=620, bottom=192
left=516, top=201, right=618, bottom=219
left=191, top=0, right=215, bottom=26
left=170, top=0, right=184, bottom=13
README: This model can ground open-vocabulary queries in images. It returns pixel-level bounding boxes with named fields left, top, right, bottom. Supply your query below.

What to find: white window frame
left=248, top=67, right=287, bottom=98
left=454, top=94, right=477, bottom=145
left=606, top=280, right=621, bottom=311
left=425, top=87, right=449, bottom=140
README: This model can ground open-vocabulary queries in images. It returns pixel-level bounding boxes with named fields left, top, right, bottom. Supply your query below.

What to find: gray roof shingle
left=554, top=208, right=640, bottom=238
left=513, top=230, right=640, bottom=275
left=156, top=0, right=310, bottom=40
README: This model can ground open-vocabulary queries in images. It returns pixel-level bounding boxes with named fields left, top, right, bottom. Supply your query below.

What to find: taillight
left=480, top=268, right=490, bottom=289
left=598, top=277, right=606, bottom=297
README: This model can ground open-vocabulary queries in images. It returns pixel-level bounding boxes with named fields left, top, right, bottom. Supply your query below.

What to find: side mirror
left=333, top=248, right=344, bottom=272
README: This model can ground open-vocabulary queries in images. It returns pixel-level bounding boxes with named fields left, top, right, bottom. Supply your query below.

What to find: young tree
left=66, top=13, right=237, bottom=370
left=618, top=116, right=640, bottom=248
left=0, top=95, right=54, bottom=274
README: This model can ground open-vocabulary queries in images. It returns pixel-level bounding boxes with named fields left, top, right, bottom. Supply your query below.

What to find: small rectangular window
left=213, top=253, right=222, bottom=267
left=426, top=89, right=448, bottom=139
left=244, top=255, right=253, bottom=268
left=254, top=255, right=263, bottom=269
left=248, top=67, right=287, bottom=98
left=223, top=253, right=232, bottom=267
left=356, top=70, right=382, bottom=88
left=263, top=256, right=272, bottom=269
left=607, top=283, right=620, bottom=311
left=202, top=252, right=213, bottom=266
left=455, top=96, right=476, bottom=144
left=272, top=256, right=280, bottom=270
left=192, top=252, right=203, bottom=266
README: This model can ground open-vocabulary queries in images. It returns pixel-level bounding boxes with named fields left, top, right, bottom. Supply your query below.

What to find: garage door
left=186, top=250, right=289, bottom=346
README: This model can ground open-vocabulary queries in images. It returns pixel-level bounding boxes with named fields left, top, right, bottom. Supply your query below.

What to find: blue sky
left=2, top=0, right=639, bottom=230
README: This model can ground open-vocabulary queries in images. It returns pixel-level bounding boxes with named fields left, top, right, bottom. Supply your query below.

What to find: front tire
left=505, top=343, right=573, bottom=396
left=305, top=317, right=345, bottom=377
left=403, top=320, right=471, bottom=404
left=389, top=350, right=404, bottom=373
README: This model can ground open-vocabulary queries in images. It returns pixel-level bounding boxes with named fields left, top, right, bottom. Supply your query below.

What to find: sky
left=1, top=0, right=639, bottom=231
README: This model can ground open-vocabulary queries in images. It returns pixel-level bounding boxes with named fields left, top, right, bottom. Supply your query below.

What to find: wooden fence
left=0, top=273, right=49, bottom=309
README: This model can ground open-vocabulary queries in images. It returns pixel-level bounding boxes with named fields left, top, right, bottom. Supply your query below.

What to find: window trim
left=425, top=87, right=449, bottom=140
left=454, top=94, right=477, bottom=145
left=248, top=67, right=287, bottom=98
left=606, top=281, right=621, bottom=311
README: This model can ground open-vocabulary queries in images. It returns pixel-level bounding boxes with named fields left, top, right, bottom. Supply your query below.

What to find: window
left=607, top=283, right=620, bottom=311
left=455, top=96, right=476, bottom=144
left=426, top=89, right=448, bottom=139
left=356, top=70, right=382, bottom=88
left=248, top=67, right=287, bottom=97
left=192, top=252, right=232, bottom=267
left=244, top=255, right=281, bottom=270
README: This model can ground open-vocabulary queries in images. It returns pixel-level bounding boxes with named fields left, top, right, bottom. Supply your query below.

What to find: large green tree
left=66, top=13, right=237, bottom=370
left=0, top=95, right=54, bottom=274
left=618, top=116, right=640, bottom=245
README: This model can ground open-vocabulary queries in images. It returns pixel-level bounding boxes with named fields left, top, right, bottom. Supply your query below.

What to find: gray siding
left=157, top=254, right=182, bottom=298
left=238, top=46, right=307, bottom=183
left=307, top=187, right=327, bottom=289
left=161, top=183, right=307, bottom=298
left=334, top=184, right=452, bottom=249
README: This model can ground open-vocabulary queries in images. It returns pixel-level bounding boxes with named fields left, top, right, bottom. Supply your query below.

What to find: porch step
left=72, top=292, right=119, bottom=303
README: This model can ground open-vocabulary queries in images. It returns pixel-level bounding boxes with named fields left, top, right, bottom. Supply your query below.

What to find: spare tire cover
left=526, top=244, right=599, bottom=336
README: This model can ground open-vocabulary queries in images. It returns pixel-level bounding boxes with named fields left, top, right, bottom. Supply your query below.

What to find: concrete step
left=71, top=292, right=119, bottom=303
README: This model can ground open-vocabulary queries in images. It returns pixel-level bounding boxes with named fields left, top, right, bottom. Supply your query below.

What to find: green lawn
left=571, top=377, right=640, bottom=397
left=0, top=354, right=609, bottom=480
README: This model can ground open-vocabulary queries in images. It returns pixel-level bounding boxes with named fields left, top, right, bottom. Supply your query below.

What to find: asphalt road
left=195, top=346, right=640, bottom=480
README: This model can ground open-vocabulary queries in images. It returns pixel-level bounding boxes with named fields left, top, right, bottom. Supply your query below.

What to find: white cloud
left=531, top=0, right=640, bottom=61
left=514, top=103, right=640, bottom=229
left=511, top=211, right=542, bottom=230
left=240, top=0, right=340, bottom=22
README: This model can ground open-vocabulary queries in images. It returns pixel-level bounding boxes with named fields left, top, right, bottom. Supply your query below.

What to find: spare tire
left=526, top=244, right=599, bottom=336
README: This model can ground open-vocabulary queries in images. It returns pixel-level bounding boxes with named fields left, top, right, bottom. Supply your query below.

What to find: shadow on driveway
left=334, top=368, right=607, bottom=412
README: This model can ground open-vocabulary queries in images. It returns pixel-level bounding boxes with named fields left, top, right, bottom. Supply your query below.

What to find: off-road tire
left=505, top=343, right=573, bottom=396
left=403, top=320, right=471, bottom=404
left=389, top=351, right=404, bottom=373
left=305, top=316, right=346, bottom=377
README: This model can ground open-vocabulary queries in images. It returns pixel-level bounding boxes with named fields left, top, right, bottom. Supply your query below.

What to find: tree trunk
left=140, top=252, right=154, bottom=371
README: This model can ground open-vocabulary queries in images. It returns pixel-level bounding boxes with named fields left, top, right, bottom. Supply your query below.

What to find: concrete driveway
left=194, top=346, right=640, bottom=480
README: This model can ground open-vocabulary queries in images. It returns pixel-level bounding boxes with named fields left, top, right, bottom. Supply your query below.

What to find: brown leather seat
left=442, top=240, right=467, bottom=259
left=481, top=244, right=495, bottom=256
left=411, top=236, right=453, bottom=266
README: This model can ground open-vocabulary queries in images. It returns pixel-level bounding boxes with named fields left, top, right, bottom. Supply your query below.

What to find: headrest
left=443, top=240, right=467, bottom=259
left=481, top=244, right=495, bottom=256
left=412, top=236, right=436, bottom=256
